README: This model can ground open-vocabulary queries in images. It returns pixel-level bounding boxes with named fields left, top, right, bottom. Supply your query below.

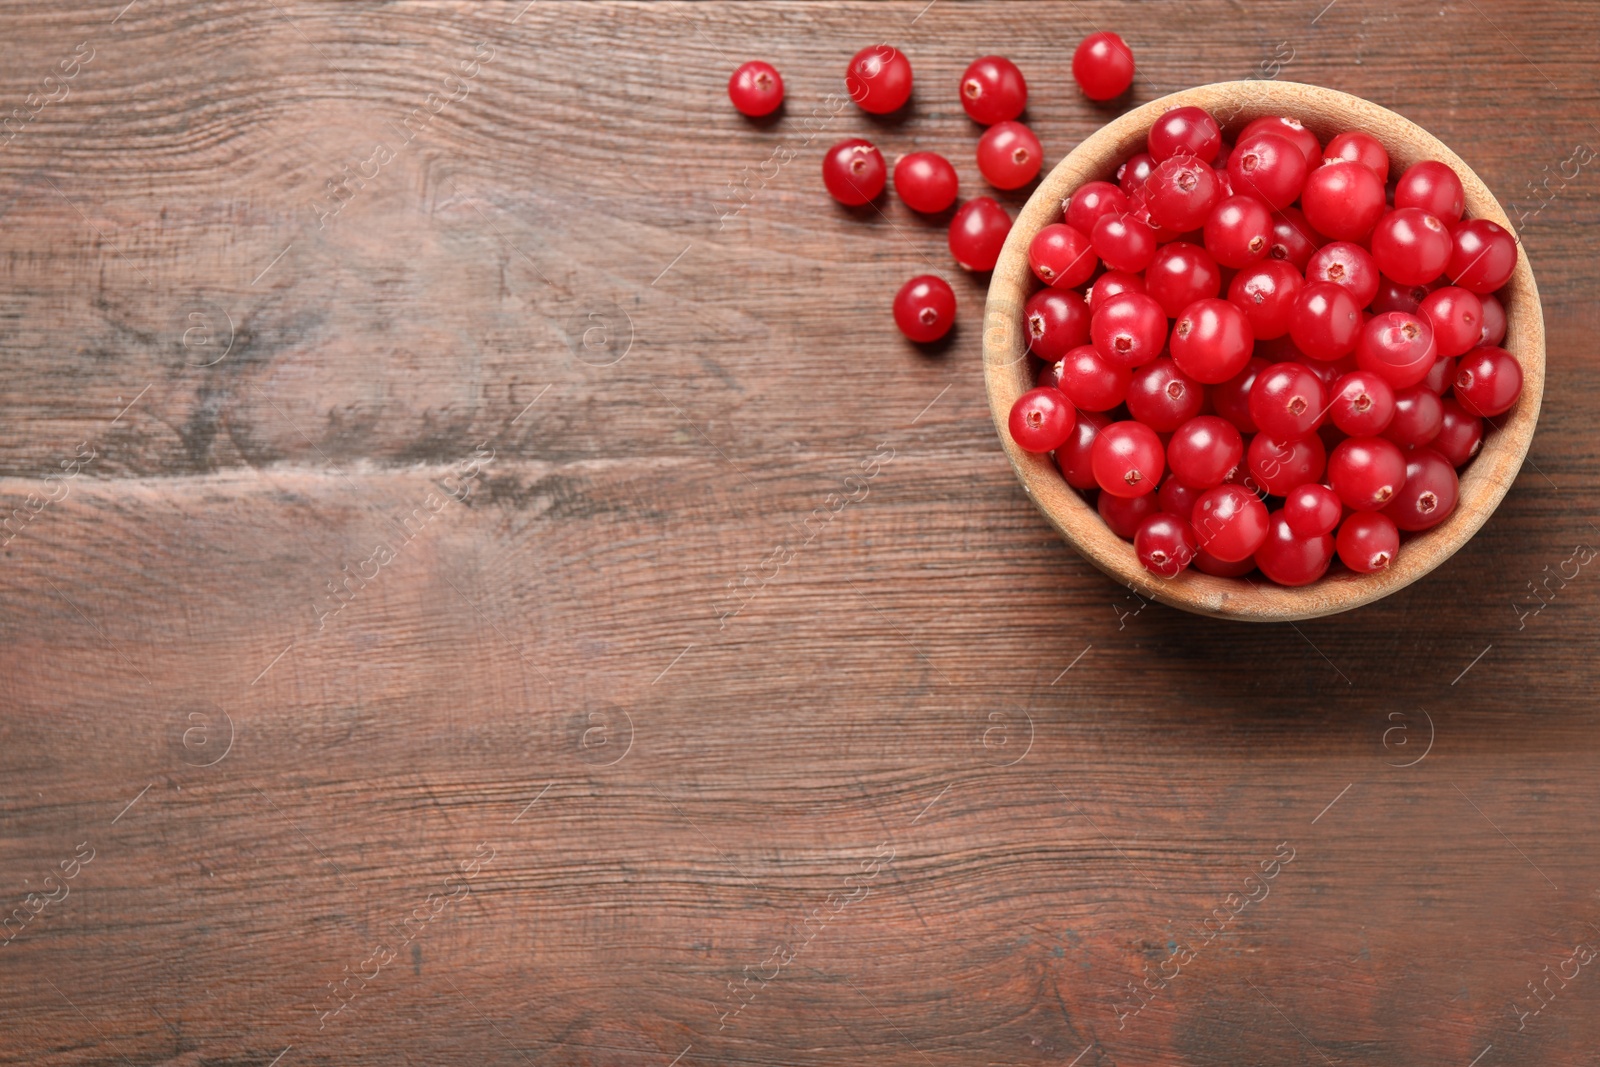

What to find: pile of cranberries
left=729, top=33, right=1138, bottom=346
left=1007, top=106, right=1523, bottom=586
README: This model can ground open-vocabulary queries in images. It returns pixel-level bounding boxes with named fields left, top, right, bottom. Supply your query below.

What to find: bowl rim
left=981, top=79, right=1545, bottom=622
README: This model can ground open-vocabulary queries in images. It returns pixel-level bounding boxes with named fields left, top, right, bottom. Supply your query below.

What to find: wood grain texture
left=0, top=2, right=1597, bottom=1065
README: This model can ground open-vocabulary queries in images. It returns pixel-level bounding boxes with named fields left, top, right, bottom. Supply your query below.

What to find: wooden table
left=2, top=2, right=1596, bottom=1064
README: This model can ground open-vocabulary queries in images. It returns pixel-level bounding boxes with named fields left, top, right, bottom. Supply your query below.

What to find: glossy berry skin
left=1306, top=241, right=1379, bottom=307
left=978, top=121, right=1043, bottom=189
left=1371, top=208, right=1453, bottom=286
left=1324, top=130, right=1390, bottom=182
left=1067, top=181, right=1130, bottom=233
left=1092, top=212, right=1157, bottom=273
left=1478, top=293, right=1507, bottom=346
left=893, top=152, right=959, bottom=213
left=1204, top=195, right=1273, bottom=268
left=846, top=45, right=913, bottom=114
left=1191, top=484, right=1270, bottom=562
left=1008, top=387, right=1077, bottom=453
left=1419, top=355, right=1455, bottom=394
left=1394, top=160, right=1465, bottom=221
left=1228, top=133, right=1308, bottom=210
left=1454, top=346, right=1523, bottom=417
left=1255, top=510, right=1335, bottom=586
left=1240, top=116, right=1321, bottom=170
left=1290, top=282, right=1363, bottom=360
left=1117, top=152, right=1156, bottom=195
left=1301, top=161, right=1387, bottom=240
left=1167, top=415, right=1243, bottom=488
left=1357, top=310, right=1438, bottom=389
left=1369, top=276, right=1433, bottom=315
left=1447, top=219, right=1518, bottom=294
left=1384, top=448, right=1459, bottom=531
left=1249, top=431, right=1326, bottom=496
left=1169, top=297, right=1254, bottom=384
left=1148, top=106, right=1222, bottom=163
left=1267, top=207, right=1323, bottom=271
left=1029, top=223, right=1097, bottom=288
left=1337, top=512, right=1400, bottom=573
left=1227, top=259, right=1303, bottom=340
left=1383, top=385, right=1444, bottom=448
left=1194, top=545, right=1257, bottom=577
left=1091, top=291, right=1168, bottom=369
left=1056, top=410, right=1109, bottom=489
left=1087, top=270, right=1146, bottom=313
left=1285, top=483, right=1343, bottom=538
left=1098, top=489, right=1160, bottom=540
left=1433, top=398, right=1485, bottom=467
left=1328, top=436, right=1408, bottom=511
left=1127, top=358, right=1204, bottom=432
left=948, top=197, right=1011, bottom=271
left=1145, top=242, right=1221, bottom=317
left=1023, top=288, right=1089, bottom=360
left=1250, top=362, right=1327, bottom=439
left=1418, top=285, right=1483, bottom=358
left=1135, top=513, right=1199, bottom=577
left=1072, top=31, right=1135, bottom=101
left=1055, top=344, right=1130, bottom=411
left=1092, top=420, right=1165, bottom=497
left=892, top=275, right=957, bottom=342
left=1329, top=370, right=1396, bottom=436
left=1158, top=476, right=1202, bottom=520
left=821, top=139, right=885, bottom=205
left=1143, top=156, right=1218, bottom=231
left=1211, top=356, right=1269, bottom=433
left=960, top=56, right=1027, bottom=125
left=728, top=61, right=784, bottom=117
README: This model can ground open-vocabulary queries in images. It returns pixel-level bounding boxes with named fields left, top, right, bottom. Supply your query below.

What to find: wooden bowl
left=982, top=81, right=1544, bottom=622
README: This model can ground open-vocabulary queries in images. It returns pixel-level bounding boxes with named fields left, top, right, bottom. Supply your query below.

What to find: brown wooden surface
left=1, top=2, right=1598, bottom=1065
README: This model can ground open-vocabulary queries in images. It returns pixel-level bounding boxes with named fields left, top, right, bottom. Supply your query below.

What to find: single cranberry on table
left=1135, top=512, right=1199, bottom=577
left=1419, top=285, right=1483, bottom=358
left=1290, top=281, right=1363, bottom=360
left=948, top=197, right=1012, bottom=271
left=1301, top=160, right=1387, bottom=240
left=1329, top=370, right=1396, bottom=436
left=1170, top=297, right=1254, bottom=384
left=1227, top=259, right=1303, bottom=340
left=1211, top=355, right=1270, bottom=433
left=960, top=55, right=1027, bottom=125
left=1127, top=358, right=1204, bottom=431
left=1117, top=152, right=1157, bottom=195
left=1478, top=292, right=1507, bottom=346
left=1357, top=310, right=1438, bottom=389
left=845, top=44, right=913, bottom=114
left=1254, top=510, right=1336, bottom=586
left=1067, top=181, right=1130, bottom=233
left=1158, top=476, right=1203, bottom=520
left=1453, top=346, right=1523, bottom=417
left=1092, top=212, right=1158, bottom=273
left=1384, top=448, right=1459, bottom=531
left=1371, top=207, right=1453, bottom=286
left=1204, top=194, right=1274, bottom=268
left=1091, top=290, right=1168, bottom=369
left=728, top=61, right=784, bottom=117
left=1240, top=115, right=1322, bottom=170
left=1306, top=241, right=1380, bottom=308
left=1433, top=398, right=1485, bottom=467
left=1028, top=223, right=1097, bottom=288
left=1285, top=483, right=1343, bottom=538
left=1228, top=133, right=1308, bottom=210
left=1382, top=385, right=1444, bottom=448
left=1057, top=410, right=1110, bottom=489
left=1008, top=387, right=1077, bottom=452
left=1148, top=105, right=1222, bottom=162
left=1092, top=420, right=1165, bottom=497
left=1087, top=270, right=1146, bottom=313
left=1448, top=218, right=1518, bottom=293
left=1328, top=436, right=1408, bottom=511
left=1394, top=160, right=1465, bottom=221
left=892, top=275, right=957, bottom=343
left=1249, top=361, right=1326, bottom=439
left=1267, top=206, right=1324, bottom=271
left=1248, top=432, right=1326, bottom=496
left=1336, top=512, right=1400, bottom=573
left=1167, top=415, right=1244, bottom=489
left=1145, top=241, right=1221, bottom=317
left=821, top=139, right=886, bottom=205
left=1324, top=130, right=1390, bottom=182
left=1056, top=344, right=1131, bottom=411
left=978, top=120, right=1043, bottom=189
left=1099, top=489, right=1160, bottom=539
left=1072, top=31, right=1135, bottom=100
left=1191, top=484, right=1270, bottom=562
left=1023, top=288, right=1090, bottom=360
left=893, top=152, right=959, bottom=213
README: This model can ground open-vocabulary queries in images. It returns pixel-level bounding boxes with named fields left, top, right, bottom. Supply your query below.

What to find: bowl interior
left=982, top=80, right=1545, bottom=622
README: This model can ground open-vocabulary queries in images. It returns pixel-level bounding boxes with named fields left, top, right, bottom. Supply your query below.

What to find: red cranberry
left=1394, top=160, right=1465, bottom=221
left=1433, top=398, right=1485, bottom=467
left=1227, top=259, right=1303, bottom=340
left=1072, top=32, right=1135, bottom=101
left=1239, top=116, right=1321, bottom=170
left=1248, top=432, right=1326, bottom=496
left=1158, top=476, right=1203, bottom=520
left=1008, top=387, right=1077, bottom=452
left=1255, top=510, right=1335, bottom=586
left=1056, top=410, right=1110, bottom=489
left=1447, top=219, right=1518, bottom=293
left=892, top=275, right=957, bottom=343
left=1306, top=241, right=1379, bottom=307
left=1383, top=385, right=1444, bottom=448
left=1454, top=346, right=1523, bottom=417
left=1191, top=484, right=1270, bottom=562
left=1285, top=483, right=1343, bottom=538
left=1250, top=361, right=1327, bottom=439
left=1087, top=270, right=1146, bottom=313
left=1127, top=358, right=1204, bottom=431
left=1301, top=160, right=1387, bottom=240
left=978, top=120, right=1043, bottom=189
left=1357, top=310, right=1438, bottom=389
left=1419, top=355, right=1455, bottom=394
left=1023, top=288, right=1089, bottom=360
left=1148, top=106, right=1222, bottom=162
left=1211, top=356, right=1270, bottom=433
left=948, top=197, right=1012, bottom=270
left=1135, top=512, right=1199, bottom=576
left=893, top=152, right=959, bottom=213
left=1370, top=275, right=1434, bottom=315
left=1267, top=206, right=1324, bottom=271
left=1092, top=212, right=1158, bottom=273
left=1167, top=415, right=1244, bottom=489
left=1336, top=512, right=1400, bottom=573
left=1371, top=207, right=1453, bottom=286
left=1328, top=436, right=1407, bottom=511
left=1029, top=223, right=1097, bottom=288
left=960, top=56, right=1026, bottom=125
left=1228, top=133, right=1308, bottom=210
left=1117, top=152, right=1157, bottom=195
left=1324, top=130, right=1390, bottom=182
left=728, top=61, right=784, bottom=117
left=1092, top=420, right=1165, bottom=497
left=1067, top=181, right=1130, bottom=232
left=1145, top=241, right=1221, bottom=317
left=1419, top=286, right=1484, bottom=358
left=1329, top=371, right=1396, bottom=436
left=1099, top=489, right=1160, bottom=540
left=846, top=45, right=913, bottom=114
left=821, top=139, right=885, bottom=205
left=1144, top=156, right=1219, bottom=231
left=1290, top=281, right=1363, bottom=360
left=1204, top=195, right=1274, bottom=268
left=1091, top=291, right=1168, bottom=369
left=1383, top=448, right=1459, bottom=531
left=1478, top=293, right=1507, bottom=346
left=1056, top=344, right=1131, bottom=411
left=1170, top=298, right=1254, bottom=384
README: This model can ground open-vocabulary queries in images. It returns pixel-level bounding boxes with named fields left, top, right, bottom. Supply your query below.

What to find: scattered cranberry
left=1191, top=484, right=1270, bottom=562
left=822, top=139, right=886, bottom=206
left=1099, top=488, right=1160, bottom=539
left=1383, top=384, right=1444, bottom=448
left=1248, top=432, right=1326, bottom=496
left=1448, top=219, right=1518, bottom=293
left=1145, top=241, right=1221, bottom=317
left=1255, top=510, right=1335, bottom=586
left=1285, top=483, right=1343, bottom=538
left=1029, top=223, right=1097, bottom=288
left=1170, top=297, right=1254, bottom=384
left=1290, top=281, right=1362, bottom=360
left=1433, top=398, right=1485, bottom=466
left=1384, top=448, right=1459, bottom=531
left=1087, top=270, right=1146, bottom=313
left=1324, top=130, right=1390, bottom=182
left=1008, top=387, right=1077, bottom=453
left=1204, top=194, right=1273, bottom=268
left=1371, top=207, right=1453, bottom=286
left=1148, top=105, right=1223, bottom=162
left=893, top=152, right=959, bottom=213
left=892, top=275, right=956, bottom=343
left=1357, top=310, right=1438, bottom=389
left=1453, top=346, right=1523, bottom=417
left=1336, top=512, right=1400, bottom=573
left=949, top=197, right=1011, bottom=270
left=1227, top=259, right=1303, bottom=340
left=1301, top=160, right=1387, bottom=240
left=1092, top=420, right=1165, bottom=497
left=1127, top=358, right=1204, bottom=431
left=1329, top=370, right=1396, bottom=436
left=728, top=61, right=784, bottom=117
left=1328, top=436, right=1407, bottom=511
left=1072, top=32, right=1135, bottom=100
left=1419, top=286, right=1483, bottom=358
left=960, top=55, right=1027, bottom=125
left=1228, top=133, right=1307, bottom=210
left=1306, top=241, right=1379, bottom=308
left=978, top=120, right=1043, bottom=189
left=1023, top=288, right=1089, bottom=360
left=1092, top=212, right=1158, bottom=273
left=1056, top=411, right=1110, bottom=489
left=845, top=44, right=913, bottom=114
left=1056, top=344, right=1131, bottom=411
left=1394, top=160, right=1465, bottom=221
left=1091, top=291, right=1168, bottom=369
left=1067, top=181, right=1131, bottom=233
left=1135, top=512, right=1199, bottom=577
